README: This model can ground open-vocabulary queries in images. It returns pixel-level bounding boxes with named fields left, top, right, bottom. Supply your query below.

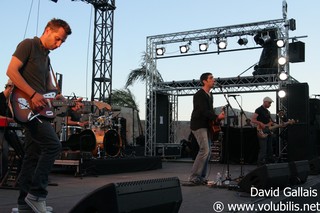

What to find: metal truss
left=145, top=5, right=293, bottom=156
left=72, top=0, right=116, bottom=110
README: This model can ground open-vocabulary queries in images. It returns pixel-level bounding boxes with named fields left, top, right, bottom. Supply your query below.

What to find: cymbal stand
left=230, top=95, right=248, bottom=181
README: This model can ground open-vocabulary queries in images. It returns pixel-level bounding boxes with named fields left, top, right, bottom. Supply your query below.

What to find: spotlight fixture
left=156, top=47, right=165, bottom=56
left=217, top=39, right=227, bottom=49
left=237, top=38, right=248, bottom=46
left=51, top=0, right=58, bottom=2
left=278, top=90, right=286, bottom=98
left=278, top=71, right=289, bottom=81
left=278, top=56, right=287, bottom=65
left=276, top=39, right=285, bottom=48
left=179, top=45, right=190, bottom=53
left=199, top=43, right=209, bottom=52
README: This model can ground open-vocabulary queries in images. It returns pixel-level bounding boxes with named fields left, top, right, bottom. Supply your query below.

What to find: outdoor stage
left=1, top=161, right=320, bottom=213
left=53, top=155, right=162, bottom=176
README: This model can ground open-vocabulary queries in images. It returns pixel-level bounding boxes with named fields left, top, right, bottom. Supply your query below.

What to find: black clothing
left=67, top=108, right=81, bottom=122
left=190, top=89, right=218, bottom=131
left=255, top=105, right=271, bottom=124
left=0, top=92, right=12, bottom=118
left=13, top=37, right=50, bottom=94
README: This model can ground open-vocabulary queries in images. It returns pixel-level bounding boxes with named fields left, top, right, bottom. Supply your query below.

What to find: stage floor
left=1, top=160, right=320, bottom=213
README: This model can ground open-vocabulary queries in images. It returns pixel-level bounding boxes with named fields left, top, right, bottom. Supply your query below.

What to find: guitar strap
left=49, top=62, right=61, bottom=94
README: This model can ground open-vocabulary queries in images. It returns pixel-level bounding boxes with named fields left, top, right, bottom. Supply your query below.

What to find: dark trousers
left=18, top=118, right=61, bottom=204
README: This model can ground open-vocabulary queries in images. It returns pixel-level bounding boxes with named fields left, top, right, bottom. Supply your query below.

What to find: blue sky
left=1, top=0, right=319, bottom=120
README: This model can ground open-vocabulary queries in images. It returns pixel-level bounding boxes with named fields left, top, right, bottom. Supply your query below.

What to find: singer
left=187, top=72, right=225, bottom=186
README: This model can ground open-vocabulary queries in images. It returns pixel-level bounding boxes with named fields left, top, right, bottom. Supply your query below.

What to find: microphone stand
left=219, top=90, right=237, bottom=186
left=230, top=96, right=248, bottom=182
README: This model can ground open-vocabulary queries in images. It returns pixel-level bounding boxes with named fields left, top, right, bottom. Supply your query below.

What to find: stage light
left=51, top=0, right=58, bottom=2
left=278, top=89, right=286, bottom=98
left=237, top=38, right=248, bottom=46
left=254, top=32, right=272, bottom=46
left=156, top=47, right=165, bottom=56
left=217, top=39, right=227, bottom=49
left=199, top=43, right=209, bottom=52
left=278, top=56, right=287, bottom=65
left=179, top=45, right=190, bottom=53
left=278, top=71, right=289, bottom=81
left=276, top=39, right=285, bottom=48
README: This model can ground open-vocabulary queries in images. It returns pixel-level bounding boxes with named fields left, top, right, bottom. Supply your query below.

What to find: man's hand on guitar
left=217, top=111, right=225, bottom=120
left=31, top=92, right=47, bottom=109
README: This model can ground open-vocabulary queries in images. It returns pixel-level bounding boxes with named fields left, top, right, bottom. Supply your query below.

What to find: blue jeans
left=18, top=118, right=61, bottom=205
left=189, top=128, right=211, bottom=182
left=257, top=135, right=274, bottom=165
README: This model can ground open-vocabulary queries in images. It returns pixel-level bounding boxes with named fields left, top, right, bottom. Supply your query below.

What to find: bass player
left=251, top=96, right=276, bottom=166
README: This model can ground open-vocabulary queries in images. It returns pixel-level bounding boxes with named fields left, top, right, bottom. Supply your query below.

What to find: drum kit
left=60, top=112, right=122, bottom=158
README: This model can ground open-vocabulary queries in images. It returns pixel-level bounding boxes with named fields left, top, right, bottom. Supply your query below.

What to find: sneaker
left=24, top=194, right=48, bottom=213
left=18, top=204, right=53, bottom=212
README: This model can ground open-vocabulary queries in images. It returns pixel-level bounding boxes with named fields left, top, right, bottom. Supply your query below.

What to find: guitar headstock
left=286, top=119, right=298, bottom=125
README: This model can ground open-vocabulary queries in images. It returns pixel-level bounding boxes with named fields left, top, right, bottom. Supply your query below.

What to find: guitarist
left=187, top=72, right=225, bottom=186
left=251, top=96, right=276, bottom=166
left=6, top=18, right=72, bottom=213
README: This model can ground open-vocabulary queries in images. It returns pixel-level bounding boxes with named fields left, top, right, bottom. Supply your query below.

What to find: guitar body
left=10, top=87, right=57, bottom=123
left=256, top=119, right=296, bottom=139
left=257, top=127, right=272, bottom=139
left=10, top=87, right=112, bottom=123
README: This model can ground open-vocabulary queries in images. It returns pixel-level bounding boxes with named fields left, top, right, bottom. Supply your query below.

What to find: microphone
left=227, top=94, right=240, bottom=97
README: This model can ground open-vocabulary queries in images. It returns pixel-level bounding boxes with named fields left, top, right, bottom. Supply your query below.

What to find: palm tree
left=125, top=52, right=163, bottom=88
left=111, top=88, right=144, bottom=136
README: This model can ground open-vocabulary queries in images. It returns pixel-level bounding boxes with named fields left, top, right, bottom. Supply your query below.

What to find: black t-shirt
left=13, top=37, right=50, bottom=94
left=67, top=107, right=81, bottom=122
left=255, top=105, right=271, bottom=124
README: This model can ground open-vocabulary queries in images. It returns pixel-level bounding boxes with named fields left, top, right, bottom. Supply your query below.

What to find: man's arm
left=6, top=56, right=46, bottom=108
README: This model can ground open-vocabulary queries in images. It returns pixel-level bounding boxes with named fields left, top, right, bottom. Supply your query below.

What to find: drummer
left=67, top=97, right=88, bottom=128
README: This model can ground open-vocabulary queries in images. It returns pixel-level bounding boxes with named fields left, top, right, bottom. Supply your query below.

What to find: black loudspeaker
left=289, top=41, right=305, bottom=63
left=288, top=160, right=310, bottom=185
left=69, top=177, right=182, bottom=213
left=309, top=99, right=320, bottom=156
left=155, top=94, right=171, bottom=143
left=238, top=163, right=290, bottom=193
left=286, top=83, right=312, bottom=161
left=309, top=157, right=320, bottom=175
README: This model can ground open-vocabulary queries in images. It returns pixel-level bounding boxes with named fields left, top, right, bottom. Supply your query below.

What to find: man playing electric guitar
left=251, top=96, right=276, bottom=166
left=6, top=18, right=72, bottom=213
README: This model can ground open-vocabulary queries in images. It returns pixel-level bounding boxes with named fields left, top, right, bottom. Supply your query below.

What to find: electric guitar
left=10, top=87, right=111, bottom=123
left=256, top=119, right=297, bottom=138
left=210, top=106, right=225, bottom=134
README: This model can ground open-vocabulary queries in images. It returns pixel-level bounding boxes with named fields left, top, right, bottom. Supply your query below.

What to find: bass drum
left=65, top=129, right=96, bottom=152
left=91, top=126, right=106, bottom=157
left=103, top=129, right=122, bottom=157
left=60, top=126, right=83, bottom=141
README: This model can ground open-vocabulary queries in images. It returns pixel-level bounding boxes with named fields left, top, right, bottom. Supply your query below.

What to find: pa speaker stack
left=69, top=177, right=182, bottom=213
left=238, top=161, right=310, bottom=193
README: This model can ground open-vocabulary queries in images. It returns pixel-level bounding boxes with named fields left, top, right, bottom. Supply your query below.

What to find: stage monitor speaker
left=288, top=160, right=310, bottom=185
left=69, top=177, right=182, bottom=213
left=238, top=163, right=290, bottom=193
